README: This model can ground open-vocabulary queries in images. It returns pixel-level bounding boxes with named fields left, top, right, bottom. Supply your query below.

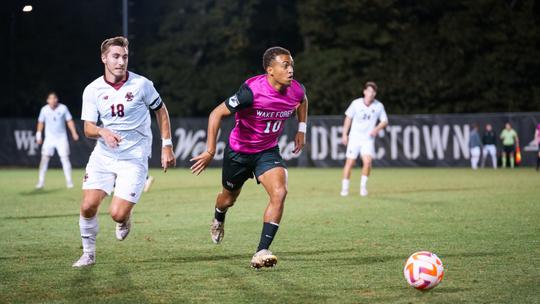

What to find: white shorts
left=82, top=152, right=148, bottom=203
left=42, top=137, right=69, bottom=157
left=346, top=139, right=375, bottom=159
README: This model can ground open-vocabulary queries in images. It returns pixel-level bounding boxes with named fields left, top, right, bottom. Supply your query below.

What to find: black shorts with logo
left=503, top=145, right=515, bottom=153
left=222, top=145, right=286, bottom=191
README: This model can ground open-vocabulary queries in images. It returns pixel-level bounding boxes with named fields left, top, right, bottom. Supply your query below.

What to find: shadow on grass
left=68, top=264, right=151, bottom=303
left=1, top=212, right=108, bottom=220
left=19, top=188, right=63, bottom=196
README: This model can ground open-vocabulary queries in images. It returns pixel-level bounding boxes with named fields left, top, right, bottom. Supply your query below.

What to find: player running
left=340, top=82, right=388, bottom=197
left=35, top=92, right=79, bottom=189
left=190, top=47, right=308, bottom=268
left=73, top=37, right=176, bottom=267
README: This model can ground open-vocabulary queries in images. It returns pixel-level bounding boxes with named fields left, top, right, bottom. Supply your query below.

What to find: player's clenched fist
left=98, top=128, right=121, bottom=148
left=293, top=131, right=305, bottom=154
left=190, top=151, right=214, bottom=175
left=161, top=146, right=176, bottom=172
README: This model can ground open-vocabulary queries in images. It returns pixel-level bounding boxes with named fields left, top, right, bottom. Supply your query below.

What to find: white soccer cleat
left=35, top=182, right=44, bottom=190
left=210, top=219, right=225, bottom=244
left=360, top=188, right=368, bottom=197
left=66, top=182, right=74, bottom=189
left=143, top=176, right=154, bottom=192
left=250, top=249, right=278, bottom=269
left=115, top=217, right=132, bottom=241
left=340, top=190, right=349, bottom=197
left=72, top=253, right=95, bottom=268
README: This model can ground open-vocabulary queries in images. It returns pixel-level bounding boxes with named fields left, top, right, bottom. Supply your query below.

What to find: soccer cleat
left=340, top=190, right=349, bottom=197
left=72, top=253, right=95, bottom=268
left=143, top=176, right=154, bottom=192
left=115, top=217, right=132, bottom=241
left=210, top=219, right=225, bottom=244
left=66, top=182, right=74, bottom=189
left=360, top=188, right=368, bottom=197
left=35, top=182, right=44, bottom=190
left=250, top=249, right=278, bottom=269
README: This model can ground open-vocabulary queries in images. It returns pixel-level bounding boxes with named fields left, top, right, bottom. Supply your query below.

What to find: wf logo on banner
left=14, top=130, right=38, bottom=156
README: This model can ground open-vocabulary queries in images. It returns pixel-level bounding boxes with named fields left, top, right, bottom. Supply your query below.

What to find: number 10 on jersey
left=263, top=121, right=282, bottom=133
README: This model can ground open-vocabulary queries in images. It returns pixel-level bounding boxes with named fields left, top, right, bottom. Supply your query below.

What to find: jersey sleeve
left=225, top=83, right=253, bottom=113
left=344, top=101, right=356, bottom=118
left=378, top=104, right=388, bottom=122
left=64, top=106, right=73, bottom=121
left=38, top=107, right=45, bottom=122
left=81, top=87, right=99, bottom=122
left=143, top=79, right=163, bottom=111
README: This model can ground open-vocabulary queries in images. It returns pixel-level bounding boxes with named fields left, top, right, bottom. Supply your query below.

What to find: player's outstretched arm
left=83, top=121, right=121, bottom=148
left=190, top=102, right=232, bottom=175
left=294, top=95, right=309, bottom=154
left=66, top=120, right=79, bottom=141
left=36, top=121, right=44, bottom=145
left=154, top=104, right=176, bottom=172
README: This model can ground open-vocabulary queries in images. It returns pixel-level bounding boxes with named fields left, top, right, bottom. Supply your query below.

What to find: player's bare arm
left=190, top=102, right=232, bottom=175
left=341, top=116, right=352, bottom=146
left=36, top=121, right=44, bottom=145
left=154, top=104, right=176, bottom=172
left=83, top=120, right=121, bottom=148
left=294, top=95, right=308, bottom=154
left=369, top=120, right=388, bottom=137
left=66, top=120, right=79, bottom=141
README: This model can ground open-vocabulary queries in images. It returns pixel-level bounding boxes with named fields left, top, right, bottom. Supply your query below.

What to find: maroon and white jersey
left=81, top=71, right=162, bottom=159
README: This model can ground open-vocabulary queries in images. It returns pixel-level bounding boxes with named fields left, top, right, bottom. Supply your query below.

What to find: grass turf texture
left=0, top=168, right=538, bottom=303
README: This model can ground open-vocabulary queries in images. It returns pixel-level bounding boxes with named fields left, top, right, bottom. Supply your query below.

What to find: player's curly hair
left=262, top=47, right=291, bottom=71
left=100, top=36, right=129, bottom=54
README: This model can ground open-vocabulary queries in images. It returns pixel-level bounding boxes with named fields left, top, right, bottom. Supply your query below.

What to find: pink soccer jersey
left=225, top=74, right=305, bottom=154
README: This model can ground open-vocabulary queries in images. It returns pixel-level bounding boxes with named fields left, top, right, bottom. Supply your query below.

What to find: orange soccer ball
left=403, top=251, right=445, bottom=290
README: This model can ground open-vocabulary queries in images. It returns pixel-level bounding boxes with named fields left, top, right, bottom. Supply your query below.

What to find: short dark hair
left=262, top=47, right=291, bottom=71
left=364, top=81, right=378, bottom=92
left=47, top=91, right=58, bottom=98
left=101, top=36, right=129, bottom=54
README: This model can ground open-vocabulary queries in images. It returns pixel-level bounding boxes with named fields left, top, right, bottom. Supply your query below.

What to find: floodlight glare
left=22, top=5, right=33, bottom=12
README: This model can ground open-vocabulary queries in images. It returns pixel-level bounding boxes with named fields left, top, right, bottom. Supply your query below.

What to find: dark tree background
left=2, top=0, right=539, bottom=118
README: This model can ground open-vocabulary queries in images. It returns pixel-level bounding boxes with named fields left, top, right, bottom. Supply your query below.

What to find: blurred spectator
left=469, top=124, right=481, bottom=170
left=481, top=124, right=497, bottom=169
left=535, top=122, right=540, bottom=171
left=500, top=122, right=519, bottom=168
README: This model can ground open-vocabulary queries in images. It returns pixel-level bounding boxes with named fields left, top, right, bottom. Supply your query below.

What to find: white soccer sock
left=341, top=179, right=350, bottom=192
left=37, top=155, right=51, bottom=184
left=60, top=156, right=73, bottom=185
left=361, top=175, right=368, bottom=188
left=79, top=215, right=99, bottom=254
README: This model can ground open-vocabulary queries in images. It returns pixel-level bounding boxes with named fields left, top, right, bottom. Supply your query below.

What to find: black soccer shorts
left=221, top=145, right=286, bottom=191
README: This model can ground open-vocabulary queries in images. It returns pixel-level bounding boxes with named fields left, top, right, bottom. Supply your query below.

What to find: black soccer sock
left=256, top=222, right=279, bottom=252
left=214, top=208, right=227, bottom=222
left=536, top=156, right=540, bottom=171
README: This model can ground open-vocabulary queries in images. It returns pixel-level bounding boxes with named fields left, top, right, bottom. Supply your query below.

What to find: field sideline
left=0, top=168, right=538, bottom=303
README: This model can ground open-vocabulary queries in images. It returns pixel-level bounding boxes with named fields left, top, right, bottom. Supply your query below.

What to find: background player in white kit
left=73, top=37, right=176, bottom=267
left=340, top=82, right=388, bottom=197
left=35, top=92, right=79, bottom=189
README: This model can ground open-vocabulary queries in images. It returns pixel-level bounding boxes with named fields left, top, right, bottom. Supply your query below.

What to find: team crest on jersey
left=228, top=95, right=239, bottom=108
left=125, top=92, right=134, bottom=102
left=83, top=173, right=88, bottom=182
left=103, top=95, right=109, bottom=100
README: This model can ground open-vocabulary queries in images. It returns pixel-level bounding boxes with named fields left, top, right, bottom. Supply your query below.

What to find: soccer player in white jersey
left=35, top=92, right=79, bottom=189
left=340, top=81, right=388, bottom=197
left=72, top=37, right=176, bottom=267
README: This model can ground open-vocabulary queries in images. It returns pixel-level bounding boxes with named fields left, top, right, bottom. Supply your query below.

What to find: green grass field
left=0, top=168, right=538, bottom=303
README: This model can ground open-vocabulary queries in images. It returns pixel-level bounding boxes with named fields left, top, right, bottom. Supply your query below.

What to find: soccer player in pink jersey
left=190, top=47, right=308, bottom=268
